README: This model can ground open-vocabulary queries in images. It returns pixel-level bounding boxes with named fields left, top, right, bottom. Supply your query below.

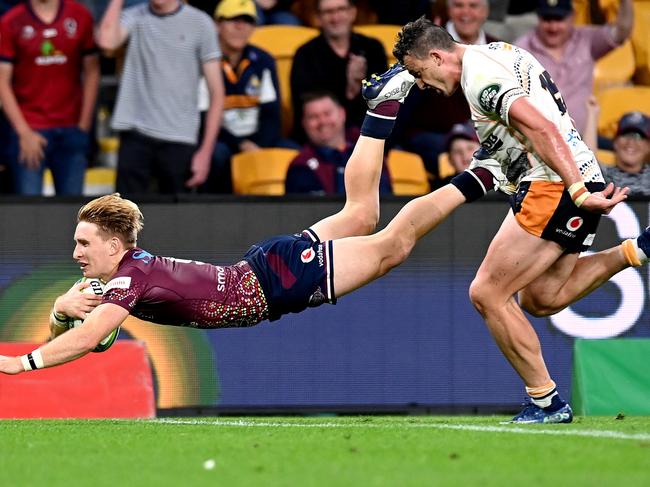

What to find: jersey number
left=539, top=70, right=567, bottom=115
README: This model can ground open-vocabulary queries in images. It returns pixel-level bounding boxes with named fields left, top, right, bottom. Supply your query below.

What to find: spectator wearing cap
left=199, top=0, right=295, bottom=193
left=394, top=0, right=499, bottom=181
left=600, top=112, right=650, bottom=197
left=431, top=121, right=479, bottom=189
left=97, top=0, right=225, bottom=194
left=285, top=92, right=391, bottom=195
left=515, top=0, right=633, bottom=137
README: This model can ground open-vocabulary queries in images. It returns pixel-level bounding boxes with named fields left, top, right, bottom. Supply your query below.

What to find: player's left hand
left=581, top=182, right=629, bottom=214
left=185, top=148, right=211, bottom=188
left=0, top=355, right=23, bottom=375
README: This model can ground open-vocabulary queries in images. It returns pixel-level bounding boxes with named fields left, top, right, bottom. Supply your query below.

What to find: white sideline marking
left=154, top=418, right=650, bottom=442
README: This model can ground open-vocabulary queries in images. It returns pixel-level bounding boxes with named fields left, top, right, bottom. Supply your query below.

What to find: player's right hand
left=18, top=130, right=47, bottom=170
left=0, top=355, right=23, bottom=375
left=53, top=281, right=102, bottom=321
left=580, top=182, right=629, bottom=215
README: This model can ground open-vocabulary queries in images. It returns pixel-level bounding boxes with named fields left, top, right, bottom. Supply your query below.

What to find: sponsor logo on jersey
left=307, top=158, right=319, bottom=171
left=133, top=250, right=154, bottom=264
left=301, top=248, right=315, bottom=263
left=555, top=228, right=576, bottom=238
left=63, top=18, right=77, bottom=37
left=317, top=244, right=324, bottom=268
left=21, top=25, right=35, bottom=40
left=36, top=40, right=67, bottom=65
left=217, top=266, right=226, bottom=292
left=479, top=83, right=501, bottom=113
left=566, top=216, right=583, bottom=231
left=105, top=277, right=132, bottom=292
left=43, top=28, right=57, bottom=38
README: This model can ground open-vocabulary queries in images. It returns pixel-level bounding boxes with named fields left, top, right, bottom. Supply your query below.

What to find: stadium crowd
left=0, top=0, right=648, bottom=196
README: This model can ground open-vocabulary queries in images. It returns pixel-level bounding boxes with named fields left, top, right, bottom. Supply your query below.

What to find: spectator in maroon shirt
left=0, top=0, right=100, bottom=195
left=286, top=92, right=391, bottom=194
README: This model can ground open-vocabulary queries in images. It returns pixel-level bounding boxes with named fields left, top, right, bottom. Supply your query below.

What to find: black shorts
left=509, top=181, right=605, bottom=253
left=243, top=229, right=335, bottom=321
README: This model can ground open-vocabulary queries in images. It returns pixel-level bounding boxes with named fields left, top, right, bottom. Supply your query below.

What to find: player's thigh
left=474, top=211, right=565, bottom=299
left=332, top=233, right=396, bottom=298
left=519, top=251, right=579, bottom=303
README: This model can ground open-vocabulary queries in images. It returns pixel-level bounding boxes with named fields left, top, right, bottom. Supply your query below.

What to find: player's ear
left=430, top=49, right=443, bottom=66
left=108, top=236, right=122, bottom=255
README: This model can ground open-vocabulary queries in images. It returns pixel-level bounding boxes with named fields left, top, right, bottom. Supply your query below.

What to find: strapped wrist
left=568, top=181, right=591, bottom=207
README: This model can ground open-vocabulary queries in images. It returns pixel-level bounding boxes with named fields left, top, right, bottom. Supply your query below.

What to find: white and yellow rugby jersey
left=461, top=42, right=603, bottom=194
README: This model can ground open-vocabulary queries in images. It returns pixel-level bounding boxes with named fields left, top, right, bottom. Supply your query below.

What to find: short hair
left=393, top=17, right=456, bottom=63
left=301, top=90, right=342, bottom=109
left=77, top=193, right=144, bottom=247
left=316, top=0, right=355, bottom=11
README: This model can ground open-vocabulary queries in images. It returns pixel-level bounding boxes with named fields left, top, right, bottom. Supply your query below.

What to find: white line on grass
left=154, top=418, right=650, bottom=442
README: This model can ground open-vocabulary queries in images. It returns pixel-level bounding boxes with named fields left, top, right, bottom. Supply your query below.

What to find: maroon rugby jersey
left=102, top=248, right=268, bottom=328
left=0, top=0, right=96, bottom=128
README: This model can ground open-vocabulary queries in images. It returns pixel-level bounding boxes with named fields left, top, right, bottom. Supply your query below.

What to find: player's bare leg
left=310, top=136, right=387, bottom=241
left=468, top=211, right=575, bottom=423
left=519, top=243, right=635, bottom=316
left=333, top=184, right=466, bottom=297
left=311, top=65, right=415, bottom=241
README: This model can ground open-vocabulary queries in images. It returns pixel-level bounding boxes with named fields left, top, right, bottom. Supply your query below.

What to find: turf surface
left=1, top=416, right=649, bottom=486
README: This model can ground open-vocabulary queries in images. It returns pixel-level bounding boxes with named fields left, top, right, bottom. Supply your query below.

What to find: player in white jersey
left=392, top=18, right=650, bottom=423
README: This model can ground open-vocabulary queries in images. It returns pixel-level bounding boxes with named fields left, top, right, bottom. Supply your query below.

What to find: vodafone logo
left=566, top=216, right=583, bottom=231
left=300, top=248, right=315, bottom=263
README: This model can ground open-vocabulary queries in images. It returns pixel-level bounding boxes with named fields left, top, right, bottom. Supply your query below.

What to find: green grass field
left=1, top=415, right=649, bottom=486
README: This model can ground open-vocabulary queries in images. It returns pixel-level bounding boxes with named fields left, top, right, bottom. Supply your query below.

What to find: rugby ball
left=68, top=277, right=120, bottom=353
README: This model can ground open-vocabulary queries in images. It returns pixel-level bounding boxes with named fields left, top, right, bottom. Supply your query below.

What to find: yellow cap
left=214, top=0, right=258, bottom=21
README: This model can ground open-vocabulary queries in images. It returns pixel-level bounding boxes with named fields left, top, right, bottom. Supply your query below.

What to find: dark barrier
left=1, top=197, right=648, bottom=412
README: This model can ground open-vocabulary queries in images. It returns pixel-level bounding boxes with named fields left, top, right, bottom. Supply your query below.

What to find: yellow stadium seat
left=43, top=167, right=116, bottom=196
left=249, top=26, right=319, bottom=136
left=593, top=40, right=635, bottom=93
left=437, top=152, right=457, bottom=180
left=386, top=149, right=430, bottom=196
left=354, top=24, right=402, bottom=64
left=231, top=147, right=299, bottom=195
left=596, top=149, right=616, bottom=166
left=596, top=86, right=650, bottom=138
left=631, top=1, right=650, bottom=84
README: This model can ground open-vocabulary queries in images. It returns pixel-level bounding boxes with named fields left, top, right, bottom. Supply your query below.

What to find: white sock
left=530, top=390, right=557, bottom=409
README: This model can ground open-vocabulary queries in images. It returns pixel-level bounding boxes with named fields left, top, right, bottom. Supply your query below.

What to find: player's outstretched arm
left=0, top=303, right=128, bottom=375
left=508, top=97, right=628, bottom=214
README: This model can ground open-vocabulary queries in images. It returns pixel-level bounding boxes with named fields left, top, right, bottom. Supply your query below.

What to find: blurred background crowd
left=0, top=0, right=648, bottom=197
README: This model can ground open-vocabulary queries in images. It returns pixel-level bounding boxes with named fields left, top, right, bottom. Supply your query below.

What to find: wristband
left=568, top=181, right=591, bottom=207
left=50, top=310, right=68, bottom=325
left=20, top=349, right=44, bottom=371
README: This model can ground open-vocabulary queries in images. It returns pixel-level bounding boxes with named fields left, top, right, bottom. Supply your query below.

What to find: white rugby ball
left=69, top=277, right=120, bottom=353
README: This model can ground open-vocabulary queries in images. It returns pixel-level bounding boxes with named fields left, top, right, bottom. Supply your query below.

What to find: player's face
left=317, top=0, right=356, bottom=39
left=73, top=222, right=113, bottom=280
left=536, top=14, right=573, bottom=49
left=403, top=53, right=457, bottom=97
left=449, top=138, right=479, bottom=172
left=613, top=132, right=650, bottom=170
left=218, top=17, right=255, bottom=52
left=447, top=0, right=488, bottom=42
left=302, top=97, right=346, bottom=148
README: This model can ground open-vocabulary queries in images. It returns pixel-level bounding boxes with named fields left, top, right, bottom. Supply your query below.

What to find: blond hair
left=77, top=193, right=144, bottom=246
